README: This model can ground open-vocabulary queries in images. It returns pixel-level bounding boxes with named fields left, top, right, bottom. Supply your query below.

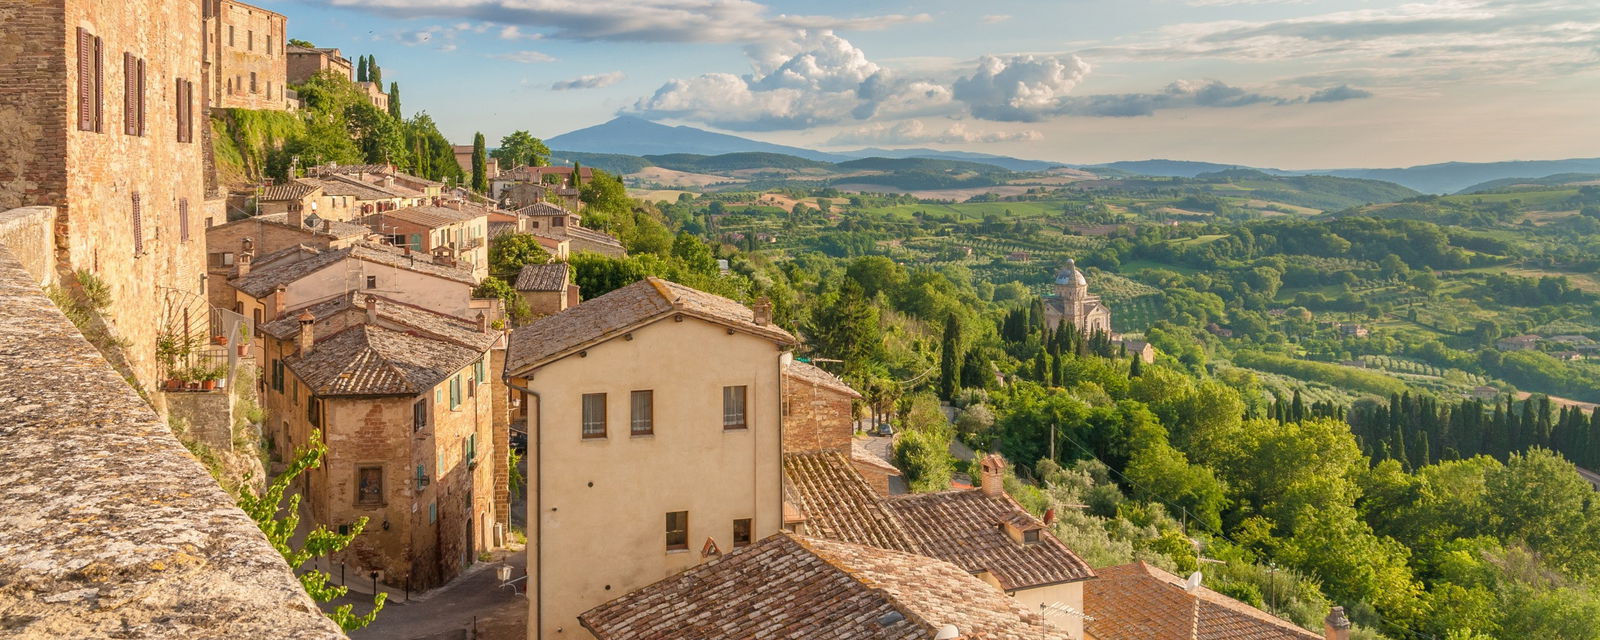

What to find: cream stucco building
left=505, top=278, right=795, bottom=639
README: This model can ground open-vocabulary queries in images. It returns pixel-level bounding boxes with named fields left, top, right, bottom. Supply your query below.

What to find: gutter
left=502, top=374, right=541, bottom=639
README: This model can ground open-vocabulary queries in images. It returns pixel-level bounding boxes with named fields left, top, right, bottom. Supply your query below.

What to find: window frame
left=413, top=397, right=428, bottom=431
left=355, top=466, right=384, bottom=507
left=630, top=390, right=654, bottom=436
left=722, top=385, right=748, bottom=430
left=733, top=518, right=752, bottom=547
left=581, top=392, right=607, bottom=439
left=666, top=511, right=688, bottom=551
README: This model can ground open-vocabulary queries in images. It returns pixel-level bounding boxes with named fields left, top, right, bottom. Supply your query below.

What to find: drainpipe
left=502, top=375, right=540, bottom=638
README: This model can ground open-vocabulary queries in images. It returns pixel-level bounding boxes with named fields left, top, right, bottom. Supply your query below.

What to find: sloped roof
left=297, top=177, right=397, bottom=202
left=516, top=201, right=571, bottom=217
left=365, top=205, right=479, bottom=229
left=259, top=293, right=495, bottom=353
left=851, top=440, right=903, bottom=476
left=514, top=263, right=568, bottom=292
left=505, top=277, right=794, bottom=374
left=536, top=226, right=625, bottom=254
left=783, top=451, right=918, bottom=553
left=232, top=242, right=475, bottom=298
left=283, top=324, right=485, bottom=397
left=579, top=533, right=1065, bottom=640
left=884, top=490, right=1095, bottom=590
left=786, top=360, right=862, bottom=398
left=259, top=180, right=319, bottom=201
left=1085, top=562, right=1322, bottom=640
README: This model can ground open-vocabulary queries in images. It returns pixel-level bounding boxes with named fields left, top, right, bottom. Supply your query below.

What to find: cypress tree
left=370, top=59, right=382, bottom=86
left=388, top=82, right=401, bottom=119
left=357, top=55, right=368, bottom=82
left=572, top=162, right=583, bottom=188
left=1033, top=352, right=1047, bottom=382
left=1129, top=353, right=1143, bottom=378
left=470, top=132, right=488, bottom=193
left=939, top=314, right=961, bottom=400
left=1291, top=388, right=1305, bottom=423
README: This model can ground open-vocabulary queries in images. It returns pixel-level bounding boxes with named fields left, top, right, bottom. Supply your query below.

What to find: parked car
left=510, top=431, right=527, bottom=453
left=874, top=421, right=894, bottom=437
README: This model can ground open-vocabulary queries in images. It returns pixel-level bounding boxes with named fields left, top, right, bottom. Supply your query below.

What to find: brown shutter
left=137, top=57, right=146, bottom=136
left=93, top=37, right=103, bottom=132
left=179, top=198, right=190, bottom=241
left=123, top=52, right=133, bottom=135
left=131, top=192, right=143, bottom=255
left=185, top=80, right=194, bottom=142
left=77, top=29, right=93, bottom=131
left=175, top=78, right=184, bottom=142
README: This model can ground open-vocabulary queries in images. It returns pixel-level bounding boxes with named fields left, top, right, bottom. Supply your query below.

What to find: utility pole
left=1048, top=423, right=1056, bottom=462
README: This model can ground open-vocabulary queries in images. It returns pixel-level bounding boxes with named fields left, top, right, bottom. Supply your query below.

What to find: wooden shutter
left=93, top=37, right=103, bottom=132
left=137, top=58, right=146, bottom=136
left=123, top=53, right=133, bottom=135
left=179, top=198, right=190, bottom=241
left=77, top=29, right=93, bottom=131
left=131, top=192, right=143, bottom=255
left=175, top=78, right=184, bottom=142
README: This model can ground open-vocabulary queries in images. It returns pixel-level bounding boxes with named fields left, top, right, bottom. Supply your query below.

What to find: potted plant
left=157, top=331, right=192, bottom=391
left=195, top=364, right=226, bottom=391
left=213, top=334, right=229, bottom=346
left=237, top=324, right=251, bottom=357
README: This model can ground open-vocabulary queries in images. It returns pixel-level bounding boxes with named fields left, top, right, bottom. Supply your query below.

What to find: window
left=530, top=220, right=539, bottom=229
left=250, top=72, right=257, bottom=94
left=630, top=390, right=654, bottom=435
left=356, top=466, right=383, bottom=506
left=228, top=25, right=234, bottom=47
left=666, top=511, right=688, bottom=551
left=466, top=433, right=477, bottom=463
left=413, top=398, right=427, bottom=431
left=130, top=192, right=143, bottom=255
left=365, top=275, right=377, bottom=289
left=415, top=464, right=428, bottom=487
left=449, top=375, right=461, bottom=409
left=1023, top=529, right=1041, bottom=545
left=210, top=252, right=234, bottom=268
left=175, top=78, right=194, bottom=143
left=474, top=359, right=486, bottom=384
left=271, top=359, right=284, bottom=392
left=722, top=386, right=747, bottom=430
left=429, top=501, right=437, bottom=523
left=178, top=198, right=189, bottom=241
left=582, top=393, right=607, bottom=439
left=733, top=518, right=752, bottom=547
left=266, top=35, right=273, bottom=55
left=76, top=29, right=103, bottom=133
left=123, top=53, right=145, bottom=136
left=552, top=216, right=565, bottom=227
left=306, top=397, right=321, bottom=427
left=247, top=30, right=254, bottom=51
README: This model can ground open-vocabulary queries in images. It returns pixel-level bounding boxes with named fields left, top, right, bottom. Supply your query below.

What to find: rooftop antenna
left=1039, top=602, right=1094, bottom=621
left=1186, top=571, right=1203, bottom=591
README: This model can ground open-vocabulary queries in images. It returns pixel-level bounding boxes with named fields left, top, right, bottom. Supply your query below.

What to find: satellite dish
left=934, top=624, right=960, bottom=640
left=1186, top=571, right=1203, bottom=591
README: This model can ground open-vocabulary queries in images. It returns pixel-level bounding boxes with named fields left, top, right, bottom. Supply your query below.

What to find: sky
left=275, top=0, right=1600, bottom=169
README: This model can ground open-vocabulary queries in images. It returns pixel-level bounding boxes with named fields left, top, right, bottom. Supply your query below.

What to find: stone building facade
left=285, top=44, right=351, bottom=84
left=1043, top=258, right=1113, bottom=334
left=260, top=294, right=503, bottom=589
left=204, top=0, right=288, bottom=111
left=0, top=0, right=212, bottom=392
left=781, top=360, right=859, bottom=455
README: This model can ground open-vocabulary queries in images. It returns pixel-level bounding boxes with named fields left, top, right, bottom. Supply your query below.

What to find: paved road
left=324, top=547, right=526, bottom=640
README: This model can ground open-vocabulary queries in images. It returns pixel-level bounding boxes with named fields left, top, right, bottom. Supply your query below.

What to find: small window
left=366, top=275, right=377, bottom=289
left=356, top=466, right=383, bottom=506
left=1023, top=529, right=1041, bottom=545
left=130, top=192, right=143, bottom=255
left=467, top=433, right=477, bottom=462
left=582, top=393, right=607, bottom=439
left=250, top=72, right=257, bottom=94
left=530, top=220, right=539, bottom=229
left=666, top=511, right=688, bottom=551
left=306, top=397, right=321, bottom=427
left=429, top=501, right=437, bottom=523
left=733, top=518, right=752, bottom=547
left=76, top=29, right=104, bottom=133
left=631, top=390, right=654, bottom=435
left=247, top=29, right=254, bottom=51
left=413, top=398, right=427, bottom=431
left=449, top=375, right=461, bottom=409
left=722, top=386, right=747, bottom=430
left=178, top=198, right=190, bottom=241
left=415, top=464, right=427, bottom=486
left=552, top=216, right=565, bottom=227
left=228, top=25, right=234, bottom=47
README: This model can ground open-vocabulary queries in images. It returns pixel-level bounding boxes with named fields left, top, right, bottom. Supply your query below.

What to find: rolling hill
left=548, top=116, right=850, bottom=162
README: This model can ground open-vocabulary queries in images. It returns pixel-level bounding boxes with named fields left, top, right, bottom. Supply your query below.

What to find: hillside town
left=5, top=1, right=1600, bottom=640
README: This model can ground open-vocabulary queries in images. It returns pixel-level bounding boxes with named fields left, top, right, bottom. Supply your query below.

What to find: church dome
left=1055, top=259, right=1087, bottom=287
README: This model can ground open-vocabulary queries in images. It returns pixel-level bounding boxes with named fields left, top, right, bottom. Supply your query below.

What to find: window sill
left=665, top=548, right=688, bottom=554
left=630, top=432, right=654, bottom=438
left=723, top=426, right=748, bottom=432
left=581, top=434, right=608, bottom=441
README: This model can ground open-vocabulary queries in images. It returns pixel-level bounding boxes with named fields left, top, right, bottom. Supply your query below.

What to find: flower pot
left=165, top=378, right=184, bottom=391
left=201, top=380, right=217, bottom=391
left=237, top=344, right=249, bottom=357
left=213, top=335, right=228, bottom=346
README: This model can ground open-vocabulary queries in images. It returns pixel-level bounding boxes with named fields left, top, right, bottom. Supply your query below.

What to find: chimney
left=1324, top=607, right=1351, bottom=640
left=979, top=454, right=1006, bottom=498
left=272, top=284, right=287, bottom=320
left=752, top=297, right=772, bottom=326
left=476, top=311, right=487, bottom=333
left=365, top=295, right=378, bottom=324
left=287, top=205, right=303, bottom=229
left=238, top=237, right=255, bottom=276
left=383, top=175, right=395, bottom=189
left=296, top=309, right=316, bottom=354
left=1043, top=508, right=1056, bottom=526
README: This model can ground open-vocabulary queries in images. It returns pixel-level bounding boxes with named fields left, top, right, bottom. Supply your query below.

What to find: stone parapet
left=0, top=240, right=344, bottom=639
left=0, top=206, right=58, bottom=287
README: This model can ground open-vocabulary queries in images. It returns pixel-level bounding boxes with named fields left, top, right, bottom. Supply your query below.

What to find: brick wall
left=209, top=0, right=287, bottom=110
left=782, top=373, right=856, bottom=455
left=0, top=2, right=69, bottom=213
left=0, top=207, right=60, bottom=287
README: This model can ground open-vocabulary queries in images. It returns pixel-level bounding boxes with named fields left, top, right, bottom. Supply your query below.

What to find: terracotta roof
left=259, top=293, right=495, bottom=353
left=284, top=324, right=486, bottom=397
left=786, top=360, right=862, bottom=398
left=535, top=226, right=625, bottom=254
left=298, top=177, right=397, bottom=202
left=1085, top=562, right=1322, bottom=640
left=851, top=440, right=903, bottom=476
left=232, top=242, right=476, bottom=298
left=516, top=201, right=571, bottom=217
left=884, top=490, right=1095, bottom=590
left=364, top=205, right=479, bottom=229
left=514, top=263, right=568, bottom=292
left=488, top=221, right=519, bottom=238
left=506, top=277, right=795, bottom=374
left=579, top=533, right=1065, bottom=640
left=260, top=180, right=319, bottom=201
left=784, top=452, right=919, bottom=553
left=253, top=212, right=372, bottom=239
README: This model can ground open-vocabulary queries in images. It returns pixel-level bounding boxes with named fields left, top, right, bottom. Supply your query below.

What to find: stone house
left=0, top=0, right=216, bottom=392
left=228, top=241, right=480, bottom=333
left=356, top=80, right=388, bottom=111
left=1085, top=562, right=1340, bottom=640
left=504, top=277, right=796, bottom=639
left=1121, top=338, right=1156, bottom=364
left=255, top=180, right=357, bottom=221
left=285, top=44, right=351, bottom=84
left=779, top=360, right=902, bottom=495
left=512, top=202, right=625, bottom=257
left=203, top=210, right=372, bottom=308
left=258, top=293, right=503, bottom=589
left=490, top=165, right=593, bottom=204
left=1496, top=334, right=1541, bottom=351
left=452, top=144, right=499, bottom=179
left=292, top=175, right=419, bottom=218
left=362, top=204, right=489, bottom=281
left=513, top=262, right=579, bottom=317
left=204, top=0, right=288, bottom=111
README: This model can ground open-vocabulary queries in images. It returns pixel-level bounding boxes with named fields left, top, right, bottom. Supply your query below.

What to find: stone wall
left=782, top=373, right=857, bottom=455
left=209, top=0, right=287, bottom=111
left=0, top=237, right=344, bottom=639
left=0, top=3, right=69, bottom=214
left=167, top=388, right=235, bottom=451
left=0, top=207, right=59, bottom=288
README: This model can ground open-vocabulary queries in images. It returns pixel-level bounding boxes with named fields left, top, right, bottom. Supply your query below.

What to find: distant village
left=0, top=2, right=1354, bottom=640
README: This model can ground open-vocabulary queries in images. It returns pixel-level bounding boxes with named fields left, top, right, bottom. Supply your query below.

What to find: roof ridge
left=645, top=276, right=679, bottom=307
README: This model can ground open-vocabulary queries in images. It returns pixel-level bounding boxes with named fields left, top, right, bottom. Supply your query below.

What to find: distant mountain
left=836, top=156, right=1013, bottom=174
left=643, top=153, right=832, bottom=173
left=548, top=116, right=851, bottom=162
left=547, top=150, right=654, bottom=175
left=841, top=148, right=1063, bottom=172
left=1454, top=173, right=1600, bottom=194
left=1085, top=159, right=1296, bottom=178
left=1312, top=159, right=1600, bottom=195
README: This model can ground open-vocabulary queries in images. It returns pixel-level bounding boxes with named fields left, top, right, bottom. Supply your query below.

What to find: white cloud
left=952, top=54, right=1093, bottom=121
left=328, top=0, right=929, bottom=43
left=980, top=14, right=1012, bottom=24
left=489, top=50, right=556, bottom=63
left=551, top=71, right=626, bottom=90
left=498, top=25, right=542, bottom=40
left=828, top=120, right=1042, bottom=145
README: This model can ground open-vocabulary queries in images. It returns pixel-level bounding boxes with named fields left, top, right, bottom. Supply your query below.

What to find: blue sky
left=276, top=0, right=1599, bottom=168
